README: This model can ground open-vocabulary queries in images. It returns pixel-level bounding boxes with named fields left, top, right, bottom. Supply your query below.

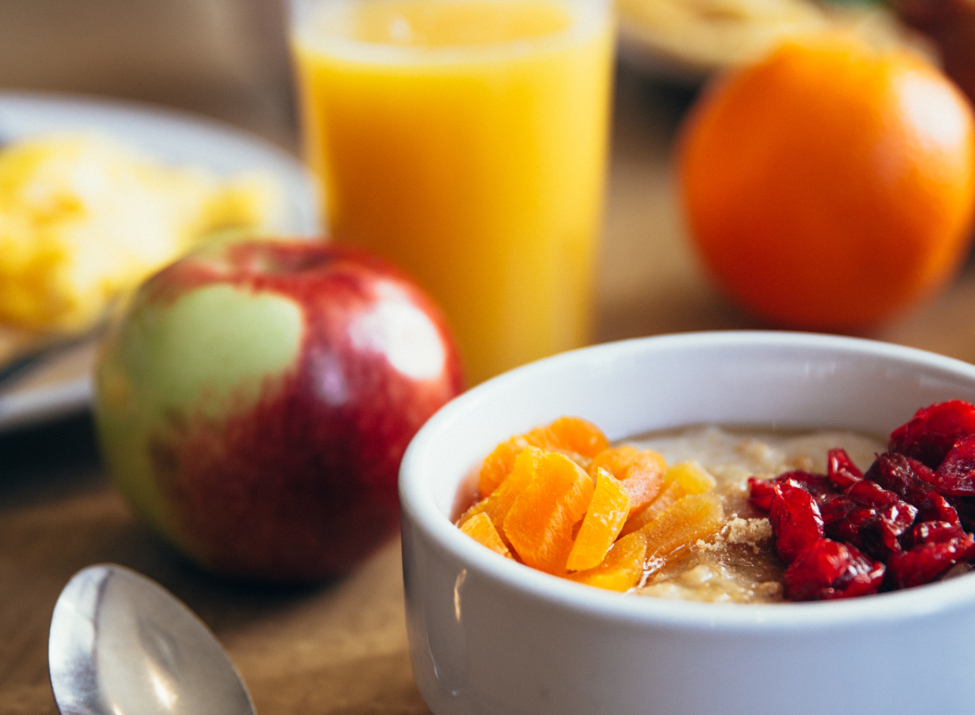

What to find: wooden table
left=4, top=61, right=975, bottom=715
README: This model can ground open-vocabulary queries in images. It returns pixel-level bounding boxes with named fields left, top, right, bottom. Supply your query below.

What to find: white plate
left=0, top=91, right=322, bottom=432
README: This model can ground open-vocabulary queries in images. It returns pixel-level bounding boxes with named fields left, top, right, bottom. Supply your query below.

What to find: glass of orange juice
left=289, top=0, right=614, bottom=383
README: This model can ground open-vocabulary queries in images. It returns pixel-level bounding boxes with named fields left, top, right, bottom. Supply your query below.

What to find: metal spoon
left=48, top=564, right=256, bottom=715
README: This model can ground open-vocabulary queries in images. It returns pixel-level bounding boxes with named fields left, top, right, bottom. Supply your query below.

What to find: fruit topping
left=619, top=479, right=683, bottom=537
left=931, top=435, right=975, bottom=497
left=665, top=460, right=718, bottom=495
left=463, top=401, right=975, bottom=601
left=568, top=532, right=648, bottom=592
left=769, top=484, right=824, bottom=563
left=888, top=400, right=975, bottom=469
left=458, top=446, right=544, bottom=546
left=864, top=453, right=960, bottom=525
left=458, top=418, right=723, bottom=592
left=590, top=446, right=666, bottom=517
left=747, top=477, right=778, bottom=512
left=566, top=468, right=631, bottom=572
left=752, top=399, right=975, bottom=601
left=459, top=512, right=513, bottom=559
left=857, top=502, right=918, bottom=561
left=478, top=417, right=609, bottom=499
left=504, top=451, right=595, bottom=574
left=748, top=470, right=832, bottom=512
left=887, top=523, right=975, bottom=589
left=782, top=539, right=885, bottom=601
left=641, top=492, right=725, bottom=573
left=827, top=448, right=863, bottom=490
left=622, top=461, right=715, bottom=536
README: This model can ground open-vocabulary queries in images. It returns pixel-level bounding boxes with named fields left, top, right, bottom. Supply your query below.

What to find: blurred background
left=0, top=0, right=972, bottom=355
left=2, top=1, right=975, bottom=713
left=0, top=0, right=296, bottom=147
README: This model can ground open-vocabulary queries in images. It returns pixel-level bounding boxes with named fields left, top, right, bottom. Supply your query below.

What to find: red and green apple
left=94, top=239, right=464, bottom=581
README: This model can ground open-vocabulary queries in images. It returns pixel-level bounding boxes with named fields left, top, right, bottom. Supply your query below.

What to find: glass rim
left=288, top=0, right=613, bottom=65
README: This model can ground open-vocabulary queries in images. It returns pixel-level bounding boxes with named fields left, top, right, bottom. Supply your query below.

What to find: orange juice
left=292, top=0, right=613, bottom=383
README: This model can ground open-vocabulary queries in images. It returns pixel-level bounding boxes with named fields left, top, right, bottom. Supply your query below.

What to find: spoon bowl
left=49, top=564, right=255, bottom=715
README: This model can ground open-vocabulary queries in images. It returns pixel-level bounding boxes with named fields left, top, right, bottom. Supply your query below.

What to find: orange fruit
left=678, top=36, right=975, bottom=330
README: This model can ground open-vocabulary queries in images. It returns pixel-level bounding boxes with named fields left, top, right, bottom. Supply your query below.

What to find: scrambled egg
left=0, top=134, right=282, bottom=332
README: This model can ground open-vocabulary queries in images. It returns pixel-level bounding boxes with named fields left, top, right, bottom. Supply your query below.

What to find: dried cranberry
left=820, top=493, right=857, bottom=525
left=755, top=410, right=975, bottom=601
left=886, top=531, right=975, bottom=589
left=811, top=469, right=917, bottom=558
left=865, top=452, right=932, bottom=498
left=916, top=492, right=963, bottom=526
left=749, top=470, right=838, bottom=514
left=864, top=452, right=960, bottom=524
left=824, top=504, right=874, bottom=549
left=931, top=434, right=975, bottom=497
left=748, top=477, right=778, bottom=512
left=888, top=400, right=975, bottom=469
left=783, top=539, right=885, bottom=601
left=828, top=448, right=863, bottom=490
left=769, top=484, right=825, bottom=563
left=952, top=498, right=975, bottom=533
left=858, top=501, right=917, bottom=559
left=846, top=479, right=899, bottom=508
left=778, top=470, right=836, bottom=503
left=912, top=520, right=970, bottom=547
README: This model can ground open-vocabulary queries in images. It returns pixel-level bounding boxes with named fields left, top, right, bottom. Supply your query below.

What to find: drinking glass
left=290, top=0, right=614, bottom=383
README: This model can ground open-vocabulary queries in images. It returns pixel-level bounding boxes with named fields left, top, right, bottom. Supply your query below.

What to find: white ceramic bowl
left=399, top=331, right=975, bottom=715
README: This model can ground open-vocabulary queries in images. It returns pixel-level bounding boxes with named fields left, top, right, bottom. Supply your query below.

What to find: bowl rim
left=400, top=330, right=975, bottom=632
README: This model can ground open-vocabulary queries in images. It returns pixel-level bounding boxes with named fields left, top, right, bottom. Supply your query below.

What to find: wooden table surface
left=4, top=57, right=975, bottom=715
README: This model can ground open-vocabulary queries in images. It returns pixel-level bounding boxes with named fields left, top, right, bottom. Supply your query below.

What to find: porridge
left=455, top=401, right=975, bottom=603
left=628, top=425, right=882, bottom=603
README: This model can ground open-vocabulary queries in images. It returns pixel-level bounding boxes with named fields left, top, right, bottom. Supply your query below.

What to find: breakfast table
left=4, top=42, right=975, bottom=715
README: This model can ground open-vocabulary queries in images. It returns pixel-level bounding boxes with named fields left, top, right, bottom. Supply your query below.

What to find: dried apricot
left=459, top=419, right=723, bottom=593
left=641, top=492, right=725, bottom=572
left=591, top=445, right=639, bottom=474
left=542, top=416, right=611, bottom=459
left=459, top=446, right=543, bottom=545
left=568, top=531, right=648, bottom=592
left=621, top=461, right=716, bottom=536
left=620, top=480, right=683, bottom=536
left=478, top=417, right=609, bottom=498
left=504, top=451, right=595, bottom=574
left=592, top=446, right=666, bottom=517
left=477, top=435, right=533, bottom=500
left=459, top=512, right=513, bottom=559
left=664, top=460, right=716, bottom=494
left=566, top=468, right=631, bottom=572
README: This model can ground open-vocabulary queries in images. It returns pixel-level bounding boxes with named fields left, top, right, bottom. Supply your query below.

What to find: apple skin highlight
left=95, top=240, right=465, bottom=581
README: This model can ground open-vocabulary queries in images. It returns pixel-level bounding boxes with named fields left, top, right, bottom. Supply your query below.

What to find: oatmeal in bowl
left=629, top=425, right=881, bottom=603
left=399, top=332, right=975, bottom=715
left=455, top=410, right=975, bottom=605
